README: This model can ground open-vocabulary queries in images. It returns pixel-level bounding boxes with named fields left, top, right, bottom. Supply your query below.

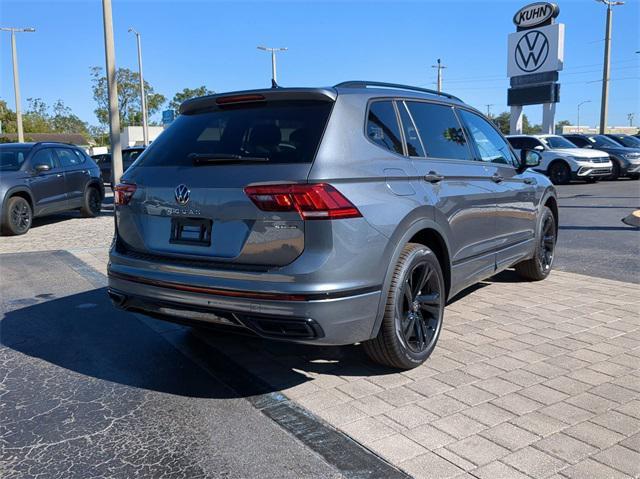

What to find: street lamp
left=257, top=46, right=287, bottom=87
left=128, top=28, right=149, bottom=146
left=577, top=100, right=591, bottom=133
left=595, top=0, right=625, bottom=134
left=0, top=27, right=36, bottom=143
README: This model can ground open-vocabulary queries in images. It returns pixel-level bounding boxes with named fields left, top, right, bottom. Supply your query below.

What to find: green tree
left=0, top=100, right=17, bottom=133
left=90, top=66, right=166, bottom=128
left=23, top=98, right=53, bottom=133
left=555, top=120, right=572, bottom=134
left=492, top=111, right=540, bottom=135
left=169, top=86, right=214, bottom=113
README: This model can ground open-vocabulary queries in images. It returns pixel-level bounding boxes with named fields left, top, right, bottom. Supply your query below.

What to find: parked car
left=604, top=133, right=640, bottom=149
left=92, top=146, right=145, bottom=184
left=506, top=134, right=611, bottom=185
left=107, top=82, right=557, bottom=369
left=563, top=134, right=640, bottom=180
left=0, top=142, right=104, bottom=235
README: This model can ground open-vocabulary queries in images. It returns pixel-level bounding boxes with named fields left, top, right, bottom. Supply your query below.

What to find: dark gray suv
left=0, top=142, right=104, bottom=235
left=108, top=82, right=557, bottom=369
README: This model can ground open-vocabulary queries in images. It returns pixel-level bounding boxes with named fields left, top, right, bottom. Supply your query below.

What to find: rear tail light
left=244, top=183, right=362, bottom=220
left=114, top=183, right=137, bottom=205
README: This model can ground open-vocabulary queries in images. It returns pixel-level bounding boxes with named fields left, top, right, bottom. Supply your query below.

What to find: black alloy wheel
left=549, top=162, right=571, bottom=185
left=3, top=197, right=32, bottom=235
left=537, top=213, right=556, bottom=273
left=396, top=261, right=442, bottom=354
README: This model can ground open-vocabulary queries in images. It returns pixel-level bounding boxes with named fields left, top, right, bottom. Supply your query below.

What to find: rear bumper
left=107, top=267, right=381, bottom=346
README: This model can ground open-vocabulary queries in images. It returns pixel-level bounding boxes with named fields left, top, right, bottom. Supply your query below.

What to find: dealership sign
left=508, top=23, right=564, bottom=77
left=513, top=2, right=559, bottom=29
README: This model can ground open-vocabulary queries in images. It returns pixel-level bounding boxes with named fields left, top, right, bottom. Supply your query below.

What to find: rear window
left=0, top=146, right=30, bottom=171
left=137, top=100, right=333, bottom=167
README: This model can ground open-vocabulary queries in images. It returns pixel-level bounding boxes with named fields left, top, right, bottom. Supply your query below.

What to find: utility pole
left=101, top=0, right=123, bottom=185
left=257, top=46, right=287, bottom=87
left=577, top=100, right=591, bottom=133
left=486, top=104, right=494, bottom=118
left=1, top=27, right=36, bottom=143
left=628, top=113, right=635, bottom=127
left=596, top=0, right=625, bottom=134
left=431, top=58, right=446, bottom=93
left=129, top=28, right=149, bottom=146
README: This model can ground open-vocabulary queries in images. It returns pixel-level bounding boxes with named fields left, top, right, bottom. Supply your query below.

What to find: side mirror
left=534, top=145, right=545, bottom=151
left=33, top=163, right=51, bottom=174
left=518, top=149, right=541, bottom=173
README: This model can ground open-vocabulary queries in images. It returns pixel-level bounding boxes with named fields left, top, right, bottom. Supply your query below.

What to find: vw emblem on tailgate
left=175, top=184, right=190, bottom=205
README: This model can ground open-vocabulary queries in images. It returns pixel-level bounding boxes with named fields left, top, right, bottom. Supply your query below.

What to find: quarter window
left=72, top=149, right=87, bottom=164
left=458, top=110, right=516, bottom=166
left=366, top=101, right=403, bottom=155
left=406, top=102, right=471, bottom=161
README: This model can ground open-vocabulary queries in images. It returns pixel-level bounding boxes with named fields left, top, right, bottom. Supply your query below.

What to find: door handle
left=491, top=173, right=504, bottom=183
left=424, top=171, right=445, bottom=183
left=524, top=177, right=537, bottom=185
left=56, top=173, right=63, bottom=178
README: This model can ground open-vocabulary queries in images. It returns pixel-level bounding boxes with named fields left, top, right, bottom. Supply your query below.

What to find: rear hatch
left=117, top=89, right=336, bottom=267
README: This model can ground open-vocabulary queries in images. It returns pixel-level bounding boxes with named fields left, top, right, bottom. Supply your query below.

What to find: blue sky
left=1, top=0, right=638, bottom=128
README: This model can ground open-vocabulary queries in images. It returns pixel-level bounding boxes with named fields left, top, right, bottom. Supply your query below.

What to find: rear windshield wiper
left=189, top=153, right=269, bottom=164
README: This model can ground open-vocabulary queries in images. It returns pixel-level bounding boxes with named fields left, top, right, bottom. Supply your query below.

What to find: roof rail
left=334, top=81, right=462, bottom=102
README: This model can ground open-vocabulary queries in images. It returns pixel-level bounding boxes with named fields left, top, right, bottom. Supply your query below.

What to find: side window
left=397, top=101, right=425, bottom=157
left=523, top=138, right=542, bottom=150
left=458, top=109, right=517, bottom=166
left=72, top=149, right=87, bottom=164
left=366, top=101, right=403, bottom=155
left=507, top=138, right=523, bottom=150
left=56, top=148, right=82, bottom=168
left=568, top=136, right=587, bottom=147
left=30, top=148, right=57, bottom=169
left=406, top=102, right=471, bottom=161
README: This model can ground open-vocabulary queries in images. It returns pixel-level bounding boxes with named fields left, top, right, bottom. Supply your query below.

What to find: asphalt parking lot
left=0, top=180, right=638, bottom=479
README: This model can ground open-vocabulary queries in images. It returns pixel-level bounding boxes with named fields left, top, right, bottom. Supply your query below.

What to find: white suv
left=507, top=134, right=612, bottom=185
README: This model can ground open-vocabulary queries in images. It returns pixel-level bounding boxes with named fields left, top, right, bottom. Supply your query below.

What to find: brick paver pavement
left=1, top=212, right=639, bottom=479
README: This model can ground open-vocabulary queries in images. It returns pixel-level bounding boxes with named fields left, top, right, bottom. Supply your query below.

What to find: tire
left=548, top=161, right=571, bottom=185
left=515, top=206, right=556, bottom=281
left=363, top=243, right=445, bottom=370
left=629, top=173, right=639, bottom=181
left=608, top=161, right=621, bottom=180
left=1, top=196, right=32, bottom=236
left=80, top=186, right=102, bottom=217
left=585, top=177, right=598, bottom=184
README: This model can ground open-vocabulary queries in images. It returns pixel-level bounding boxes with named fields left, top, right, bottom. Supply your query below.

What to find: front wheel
left=363, top=243, right=445, bottom=370
left=548, top=162, right=571, bottom=185
left=608, top=161, right=621, bottom=180
left=515, top=206, right=556, bottom=281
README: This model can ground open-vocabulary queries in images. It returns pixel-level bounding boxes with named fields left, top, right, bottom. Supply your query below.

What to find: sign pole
left=510, top=105, right=524, bottom=134
left=542, top=102, right=556, bottom=134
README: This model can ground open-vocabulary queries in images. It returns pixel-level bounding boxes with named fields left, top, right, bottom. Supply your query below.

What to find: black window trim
left=29, top=147, right=60, bottom=170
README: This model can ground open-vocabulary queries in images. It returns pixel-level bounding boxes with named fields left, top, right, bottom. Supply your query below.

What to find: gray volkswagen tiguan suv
left=108, top=82, right=558, bottom=369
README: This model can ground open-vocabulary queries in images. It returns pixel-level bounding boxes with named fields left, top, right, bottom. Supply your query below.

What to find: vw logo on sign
left=174, top=184, right=190, bottom=205
left=515, top=30, right=549, bottom=73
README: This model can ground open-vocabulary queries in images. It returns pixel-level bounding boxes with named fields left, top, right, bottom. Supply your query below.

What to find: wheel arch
left=2, top=187, right=35, bottom=217
left=547, top=158, right=571, bottom=175
left=369, top=218, right=452, bottom=339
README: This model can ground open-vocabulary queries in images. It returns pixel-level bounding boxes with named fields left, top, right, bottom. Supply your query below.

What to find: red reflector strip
left=244, top=183, right=362, bottom=220
left=215, top=94, right=266, bottom=105
left=109, top=271, right=308, bottom=301
left=114, top=182, right=137, bottom=205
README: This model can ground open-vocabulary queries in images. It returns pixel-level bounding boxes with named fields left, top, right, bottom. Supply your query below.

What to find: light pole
left=257, top=46, right=287, bottom=87
left=0, top=27, right=36, bottom=143
left=128, top=28, right=149, bottom=146
left=486, top=104, right=494, bottom=118
left=431, top=58, right=447, bottom=93
left=596, top=0, right=625, bottom=134
left=577, top=100, right=591, bottom=133
left=101, top=0, right=123, bottom=186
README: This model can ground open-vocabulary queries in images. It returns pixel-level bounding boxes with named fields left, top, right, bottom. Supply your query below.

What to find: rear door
left=56, top=147, right=89, bottom=208
left=400, top=100, right=499, bottom=290
left=118, top=97, right=334, bottom=266
left=27, top=148, right=68, bottom=215
left=457, top=109, right=537, bottom=270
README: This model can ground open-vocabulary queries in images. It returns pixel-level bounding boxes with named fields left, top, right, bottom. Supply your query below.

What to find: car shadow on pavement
left=1, top=287, right=247, bottom=399
left=31, top=210, right=113, bottom=229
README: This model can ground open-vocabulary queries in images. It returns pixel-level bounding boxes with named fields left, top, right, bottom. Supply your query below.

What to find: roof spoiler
left=180, top=88, right=337, bottom=115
